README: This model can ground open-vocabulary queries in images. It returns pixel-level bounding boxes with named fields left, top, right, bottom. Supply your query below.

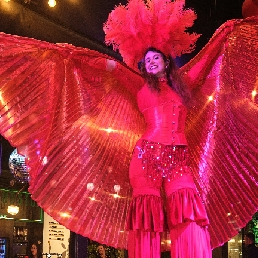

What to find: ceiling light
left=48, top=0, right=56, bottom=7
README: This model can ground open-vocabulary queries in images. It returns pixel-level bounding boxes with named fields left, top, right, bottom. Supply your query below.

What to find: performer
left=103, top=2, right=208, bottom=255
left=0, top=0, right=257, bottom=257
left=125, top=47, right=211, bottom=258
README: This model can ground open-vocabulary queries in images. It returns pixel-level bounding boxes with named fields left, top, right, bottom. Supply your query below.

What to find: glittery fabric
left=181, top=17, right=258, bottom=248
left=0, top=16, right=257, bottom=251
left=136, top=140, right=192, bottom=182
left=0, top=32, right=145, bottom=249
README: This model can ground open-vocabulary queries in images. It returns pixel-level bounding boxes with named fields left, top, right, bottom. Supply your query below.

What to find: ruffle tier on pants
left=127, top=142, right=211, bottom=258
left=126, top=195, right=165, bottom=232
left=165, top=185, right=211, bottom=258
left=164, top=177, right=210, bottom=228
left=127, top=171, right=212, bottom=257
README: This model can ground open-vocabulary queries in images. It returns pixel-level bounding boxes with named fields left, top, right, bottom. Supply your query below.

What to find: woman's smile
left=145, top=51, right=166, bottom=77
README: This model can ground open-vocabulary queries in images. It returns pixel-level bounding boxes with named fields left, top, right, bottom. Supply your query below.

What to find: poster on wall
left=43, top=212, right=70, bottom=258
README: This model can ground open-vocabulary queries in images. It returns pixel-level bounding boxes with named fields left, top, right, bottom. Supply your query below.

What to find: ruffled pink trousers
left=126, top=146, right=212, bottom=258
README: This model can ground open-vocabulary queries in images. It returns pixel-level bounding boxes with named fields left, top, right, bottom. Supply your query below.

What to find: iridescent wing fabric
left=0, top=32, right=145, bottom=248
left=181, top=17, right=258, bottom=248
left=0, top=16, right=258, bottom=251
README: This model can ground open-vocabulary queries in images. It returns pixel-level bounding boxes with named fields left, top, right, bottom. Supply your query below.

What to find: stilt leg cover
left=166, top=188, right=209, bottom=228
left=170, top=222, right=211, bottom=258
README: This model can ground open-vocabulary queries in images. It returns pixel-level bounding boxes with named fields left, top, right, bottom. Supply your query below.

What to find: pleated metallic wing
left=181, top=17, right=258, bottom=248
left=0, top=32, right=145, bottom=248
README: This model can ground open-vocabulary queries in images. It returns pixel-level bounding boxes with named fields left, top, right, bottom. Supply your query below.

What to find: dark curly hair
left=140, top=47, right=192, bottom=107
left=28, top=242, right=42, bottom=258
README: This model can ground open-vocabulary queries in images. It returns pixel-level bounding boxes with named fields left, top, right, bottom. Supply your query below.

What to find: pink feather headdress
left=104, top=0, right=200, bottom=70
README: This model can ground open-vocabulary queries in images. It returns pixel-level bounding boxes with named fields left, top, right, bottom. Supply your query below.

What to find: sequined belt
left=135, top=139, right=192, bottom=181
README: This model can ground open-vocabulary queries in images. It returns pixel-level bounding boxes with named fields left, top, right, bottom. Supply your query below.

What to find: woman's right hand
left=106, top=59, right=117, bottom=71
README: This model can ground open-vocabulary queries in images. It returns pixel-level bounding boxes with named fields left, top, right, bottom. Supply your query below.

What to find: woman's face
left=144, top=51, right=166, bottom=78
left=97, top=245, right=105, bottom=255
left=31, top=244, right=37, bottom=256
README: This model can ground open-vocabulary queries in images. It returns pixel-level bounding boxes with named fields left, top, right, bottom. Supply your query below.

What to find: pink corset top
left=137, top=82, right=187, bottom=145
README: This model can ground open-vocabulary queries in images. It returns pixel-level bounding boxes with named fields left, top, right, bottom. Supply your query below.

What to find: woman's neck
left=158, top=77, right=167, bottom=82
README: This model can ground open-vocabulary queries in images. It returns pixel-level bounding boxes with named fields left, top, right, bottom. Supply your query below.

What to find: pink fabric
left=164, top=175, right=209, bottom=227
left=132, top=140, right=192, bottom=183
left=128, top=145, right=210, bottom=256
left=128, top=231, right=161, bottom=258
left=129, top=149, right=163, bottom=189
left=127, top=175, right=209, bottom=230
left=170, top=222, right=211, bottom=258
left=166, top=187, right=209, bottom=228
left=164, top=174, right=196, bottom=195
left=126, top=195, right=165, bottom=232
left=137, top=83, right=188, bottom=145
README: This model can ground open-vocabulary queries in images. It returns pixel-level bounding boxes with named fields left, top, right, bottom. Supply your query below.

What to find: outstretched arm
left=0, top=32, right=146, bottom=248
left=180, top=17, right=258, bottom=249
